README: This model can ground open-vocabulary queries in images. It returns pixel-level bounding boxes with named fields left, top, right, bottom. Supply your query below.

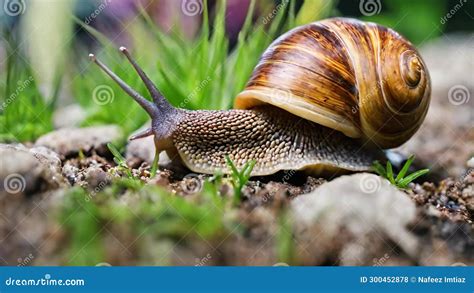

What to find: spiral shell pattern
left=235, top=17, right=430, bottom=149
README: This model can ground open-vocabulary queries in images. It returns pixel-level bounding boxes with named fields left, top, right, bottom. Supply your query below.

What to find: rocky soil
left=0, top=35, right=472, bottom=266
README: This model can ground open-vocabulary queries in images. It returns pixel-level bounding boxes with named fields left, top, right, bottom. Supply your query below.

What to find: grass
left=71, top=0, right=319, bottom=138
left=372, top=155, right=429, bottom=189
left=107, top=142, right=135, bottom=179
left=0, top=0, right=332, bottom=142
left=60, top=187, right=105, bottom=265
left=276, top=208, right=295, bottom=265
left=60, top=174, right=232, bottom=265
left=225, top=156, right=256, bottom=206
left=0, top=32, right=55, bottom=143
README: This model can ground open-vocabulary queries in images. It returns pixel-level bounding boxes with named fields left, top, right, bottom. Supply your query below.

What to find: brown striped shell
left=235, top=17, right=430, bottom=149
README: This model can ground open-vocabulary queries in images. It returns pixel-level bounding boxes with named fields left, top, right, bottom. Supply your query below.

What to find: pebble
left=291, top=173, right=419, bottom=262
left=0, top=144, right=67, bottom=196
left=35, top=125, right=123, bottom=157
left=467, top=157, right=474, bottom=168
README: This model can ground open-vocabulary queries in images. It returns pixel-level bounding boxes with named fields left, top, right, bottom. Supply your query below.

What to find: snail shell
left=235, top=17, right=431, bottom=149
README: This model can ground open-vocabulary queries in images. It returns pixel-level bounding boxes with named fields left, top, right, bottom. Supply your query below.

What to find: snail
left=89, top=17, right=430, bottom=176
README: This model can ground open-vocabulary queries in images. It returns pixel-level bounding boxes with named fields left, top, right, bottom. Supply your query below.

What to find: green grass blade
left=107, top=143, right=125, bottom=163
left=240, top=0, right=256, bottom=38
left=395, top=155, right=415, bottom=182
left=398, top=169, right=429, bottom=188
left=225, top=156, right=239, bottom=180
left=372, top=161, right=386, bottom=177
left=242, top=160, right=256, bottom=180
left=386, top=161, right=395, bottom=184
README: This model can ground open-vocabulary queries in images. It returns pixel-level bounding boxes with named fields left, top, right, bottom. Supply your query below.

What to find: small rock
left=291, top=173, right=419, bottom=264
left=84, top=167, right=111, bottom=191
left=35, top=125, right=123, bottom=157
left=53, top=104, right=86, bottom=129
left=147, top=170, right=171, bottom=187
left=62, top=163, right=80, bottom=185
left=467, top=157, right=474, bottom=169
left=0, top=144, right=67, bottom=196
left=29, top=146, right=63, bottom=174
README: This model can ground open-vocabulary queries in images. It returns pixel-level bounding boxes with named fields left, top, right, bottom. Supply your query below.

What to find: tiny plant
left=372, top=155, right=429, bottom=188
left=225, top=156, right=256, bottom=205
left=107, top=143, right=134, bottom=179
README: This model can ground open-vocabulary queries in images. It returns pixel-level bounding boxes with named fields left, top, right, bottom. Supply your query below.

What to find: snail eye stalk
left=88, top=53, right=157, bottom=116
left=119, top=46, right=166, bottom=107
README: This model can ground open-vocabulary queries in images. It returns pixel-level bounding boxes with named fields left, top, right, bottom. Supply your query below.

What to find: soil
left=1, top=149, right=472, bottom=266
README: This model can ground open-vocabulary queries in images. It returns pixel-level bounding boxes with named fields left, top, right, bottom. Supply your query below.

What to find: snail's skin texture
left=173, top=105, right=378, bottom=175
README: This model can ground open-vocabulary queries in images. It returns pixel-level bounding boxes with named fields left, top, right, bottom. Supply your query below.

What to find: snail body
left=90, top=18, right=430, bottom=176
